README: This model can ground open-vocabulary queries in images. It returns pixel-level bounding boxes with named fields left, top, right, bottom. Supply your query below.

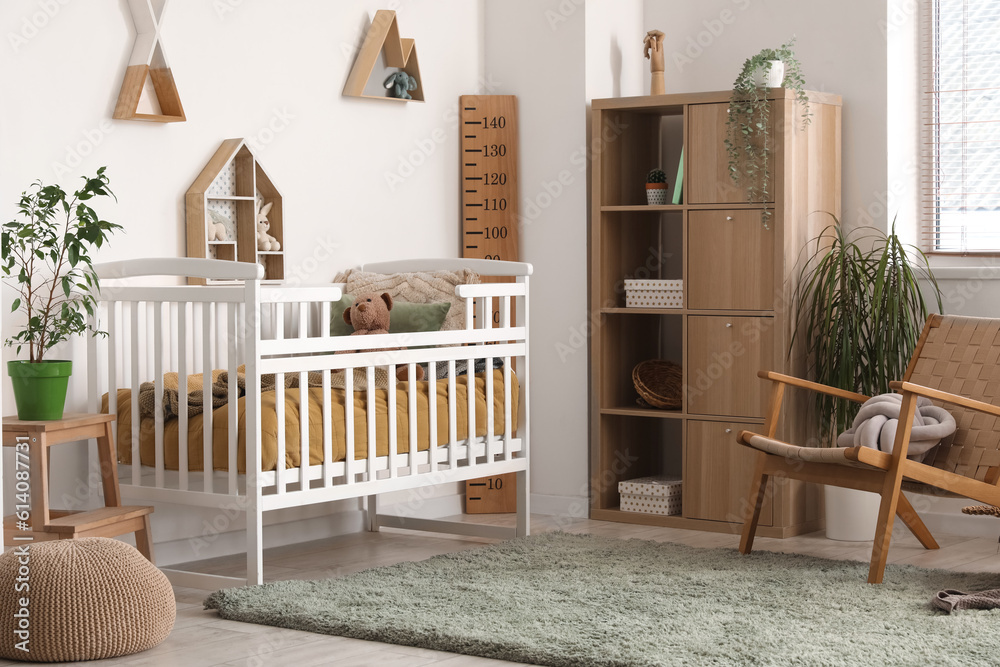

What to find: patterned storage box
left=619, top=476, right=682, bottom=516
left=624, top=279, right=683, bottom=308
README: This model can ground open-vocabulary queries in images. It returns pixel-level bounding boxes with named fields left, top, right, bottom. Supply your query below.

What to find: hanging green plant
left=724, top=37, right=811, bottom=227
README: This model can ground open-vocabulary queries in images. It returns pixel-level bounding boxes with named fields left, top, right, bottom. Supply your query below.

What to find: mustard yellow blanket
left=103, top=369, right=518, bottom=473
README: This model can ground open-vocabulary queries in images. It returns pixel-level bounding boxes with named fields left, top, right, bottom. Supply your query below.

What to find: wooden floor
left=8, top=513, right=1000, bottom=667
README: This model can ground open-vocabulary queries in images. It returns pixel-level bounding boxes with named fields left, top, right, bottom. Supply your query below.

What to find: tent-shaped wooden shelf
left=113, top=0, right=185, bottom=123
left=186, top=138, right=284, bottom=285
left=343, top=10, right=424, bottom=102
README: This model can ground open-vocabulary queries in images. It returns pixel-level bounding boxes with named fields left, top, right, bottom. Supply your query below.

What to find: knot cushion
left=0, top=538, right=175, bottom=662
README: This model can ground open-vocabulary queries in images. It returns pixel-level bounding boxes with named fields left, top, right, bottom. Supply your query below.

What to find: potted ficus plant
left=646, top=168, right=668, bottom=205
left=2, top=168, right=122, bottom=420
left=792, top=214, right=942, bottom=540
left=724, top=37, right=811, bottom=227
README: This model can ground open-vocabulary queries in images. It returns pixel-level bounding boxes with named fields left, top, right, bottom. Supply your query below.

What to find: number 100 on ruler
left=460, top=95, right=519, bottom=267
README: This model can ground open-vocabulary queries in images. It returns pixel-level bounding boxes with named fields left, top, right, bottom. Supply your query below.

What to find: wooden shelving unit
left=343, top=10, right=424, bottom=102
left=186, top=138, right=284, bottom=285
left=589, top=89, right=842, bottom=538
left=113, top=0, right=185, bottom=123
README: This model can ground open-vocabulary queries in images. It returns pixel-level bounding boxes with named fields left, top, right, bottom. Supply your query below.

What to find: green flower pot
left=7, top=360, right=72, bottom=421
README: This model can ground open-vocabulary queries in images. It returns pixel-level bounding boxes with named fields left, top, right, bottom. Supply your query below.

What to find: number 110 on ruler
left=460, top=95, right=519, bottom=327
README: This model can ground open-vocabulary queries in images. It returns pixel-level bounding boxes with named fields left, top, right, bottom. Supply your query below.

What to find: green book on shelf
left=671, top=147, right=684, bottom=205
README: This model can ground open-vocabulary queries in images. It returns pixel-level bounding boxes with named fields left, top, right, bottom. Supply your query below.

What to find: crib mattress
left=102, top=369, right=518, bottom=473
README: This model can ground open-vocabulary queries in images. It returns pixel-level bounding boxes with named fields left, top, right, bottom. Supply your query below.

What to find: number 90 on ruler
left=460, top=95, right=519, bottom=330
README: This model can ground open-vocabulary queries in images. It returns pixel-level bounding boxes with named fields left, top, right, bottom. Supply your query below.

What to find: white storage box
left=624, top=279, right=683, bottom=309
left=619, top=476, right=682, bottom=516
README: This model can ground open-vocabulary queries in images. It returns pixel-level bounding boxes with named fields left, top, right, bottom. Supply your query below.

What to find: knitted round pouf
left=0, top=538, right=175, bottom=662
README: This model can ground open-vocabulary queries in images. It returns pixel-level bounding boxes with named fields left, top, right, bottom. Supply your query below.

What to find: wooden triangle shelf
left=343, top=10, right=424, bottom=102
left=114, top=0, right=185, bottom=123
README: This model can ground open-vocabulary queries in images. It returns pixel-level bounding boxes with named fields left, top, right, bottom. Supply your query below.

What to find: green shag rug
left=205, top=532, right=1000, bottom=666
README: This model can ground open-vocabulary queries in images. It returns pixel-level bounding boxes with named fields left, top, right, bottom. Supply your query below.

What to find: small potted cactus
left=646, top=168, right=669, bottom=205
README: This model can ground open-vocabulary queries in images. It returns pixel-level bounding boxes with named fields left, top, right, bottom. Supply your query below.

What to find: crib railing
left=87, top=258, right=530, bottom=509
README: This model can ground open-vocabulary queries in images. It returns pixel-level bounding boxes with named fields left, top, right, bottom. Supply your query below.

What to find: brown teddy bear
left=342, top=292, right=424, bottom=381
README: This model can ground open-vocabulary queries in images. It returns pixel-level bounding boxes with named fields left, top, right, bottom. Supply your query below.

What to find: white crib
left=85, top=257, right=530, bottom=588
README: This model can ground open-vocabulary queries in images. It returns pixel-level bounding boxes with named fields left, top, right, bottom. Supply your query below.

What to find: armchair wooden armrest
left=758, top=371, right=870, bottom=404
left=890, top=381, right=1000, bottom=419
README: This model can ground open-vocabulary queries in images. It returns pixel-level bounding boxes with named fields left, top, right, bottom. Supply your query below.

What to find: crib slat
left=428, top=361, right=437, bottom=473
left=366, top=366, right=376, bottom=480
left=448, top=360, right=457, bottom=469
left=485, top=354, right=494, bottom=463
left=299, top=370, right=309, bottom=491
left=275, top=372, right=286, bottom=494
left=322, top=369, right=332, bottom=487
left=228, top=303, right=239, bottom=495
left=387, top=364, right=397, bottom=478
left=465, top=297, right=474, bottom=330
left=130, top=302, right=140, bottom=487
left=501, top=295, right=511, bottom=329
left=467, top=355, right=476, bottom=466
left=107, top=302, right=118, bottom=458
left=178, top=302, right=189, bottom=491
left=202, top=302, right=214, bottom=494
left=407, top=363, right=417, bottom=472
left=503, top=355, right=512, bottom=461
left=298, top=302, right=308, bottom=340
left=276, top=303, right=285, bottom=340
left=154, top=302, right=165, bottom=489
left=344, top=368, right=355, bottom=483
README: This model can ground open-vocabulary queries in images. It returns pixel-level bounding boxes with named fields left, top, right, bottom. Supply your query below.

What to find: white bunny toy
left=255, top=201, right=280, bottom=251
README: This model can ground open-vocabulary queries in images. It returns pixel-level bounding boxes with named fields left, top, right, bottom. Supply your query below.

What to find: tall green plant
left=792, top=215, right=942, bottom=439
left=1, top=168, right=122, bottom=363
left=725, top=37, right=811, bottom=228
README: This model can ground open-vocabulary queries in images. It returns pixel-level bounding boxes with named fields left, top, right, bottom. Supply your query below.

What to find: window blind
left=920, top=0, right=1000, bottom=253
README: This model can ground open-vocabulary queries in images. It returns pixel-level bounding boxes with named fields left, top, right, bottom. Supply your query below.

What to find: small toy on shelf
left=255, top=201, right=280, bottom=251
left=207, top=210, right=228, bottom=242
left=384, top=71, right=418, bottom=99
left=643, top=30, right=666, bottom=95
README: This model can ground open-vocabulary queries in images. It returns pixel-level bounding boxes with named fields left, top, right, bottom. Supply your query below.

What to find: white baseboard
left=529, top=493, right=589, bottom=520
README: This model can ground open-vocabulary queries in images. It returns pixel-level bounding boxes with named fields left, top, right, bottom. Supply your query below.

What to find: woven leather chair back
left=904, top=315, right=1000, bottom=480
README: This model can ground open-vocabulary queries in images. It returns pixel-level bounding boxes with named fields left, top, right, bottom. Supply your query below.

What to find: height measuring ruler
left=459, top=94, right=519, bottom=513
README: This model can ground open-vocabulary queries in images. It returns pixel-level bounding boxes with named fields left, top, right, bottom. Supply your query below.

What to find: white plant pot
left=753, top=60, right=785, bottom=88
left=824, top=485, right=882, bottom=541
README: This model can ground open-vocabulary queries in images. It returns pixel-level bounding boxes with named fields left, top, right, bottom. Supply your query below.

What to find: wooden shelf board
left=208, top=241, right=236, bottom=245
left=601, top=406, right=684, bottom=419
left=601, top=307, right=683, bottom=315
left=601, top=205, right=684, bottom=212
left=130, top=113, right=185, bottom=123
left=257, top=251, right=283, bottom=255
left=208, top=195, right=256, bottom=201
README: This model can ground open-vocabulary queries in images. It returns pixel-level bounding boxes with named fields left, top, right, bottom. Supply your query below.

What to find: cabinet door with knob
left=688, top=210, right=774, bottom=310
left=684, top=419, right=773, bottom=525
left=687, top=316, right=773, bottom=418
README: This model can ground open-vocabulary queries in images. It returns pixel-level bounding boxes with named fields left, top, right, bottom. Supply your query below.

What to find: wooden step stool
left=1, top=413, right=154, bottom=561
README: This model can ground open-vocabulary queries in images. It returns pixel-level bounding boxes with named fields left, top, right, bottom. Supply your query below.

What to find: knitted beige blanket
left=333, top=268, right=480, bottom=331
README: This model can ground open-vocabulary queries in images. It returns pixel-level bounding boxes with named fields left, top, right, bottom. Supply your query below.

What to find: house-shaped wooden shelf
left=186, top=138, right=283, bottom=285
left=343, top=10, right=424, bottom=102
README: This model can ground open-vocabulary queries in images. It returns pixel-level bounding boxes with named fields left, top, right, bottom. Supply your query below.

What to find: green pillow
left=330, top=294, right=451, bottom=336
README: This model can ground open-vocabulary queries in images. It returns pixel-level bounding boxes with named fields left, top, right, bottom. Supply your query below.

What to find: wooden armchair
left=738, top=315, right=1000, bottom=583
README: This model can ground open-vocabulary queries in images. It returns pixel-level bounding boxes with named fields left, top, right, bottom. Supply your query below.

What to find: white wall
left=483, top=0, right=590, bottom=516
left=0, top=0, right=486, bottom=559
left=643, top=0, right=888, bottom=233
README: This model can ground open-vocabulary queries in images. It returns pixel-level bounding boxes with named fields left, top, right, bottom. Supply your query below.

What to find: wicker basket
left=632, top=359, right=683, bottom=410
